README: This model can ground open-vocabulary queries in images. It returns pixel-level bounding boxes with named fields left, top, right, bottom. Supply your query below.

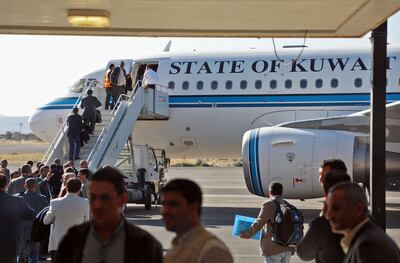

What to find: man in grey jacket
left=7, top=164, right=32, bottom=195
left=18, top=178, right=49, bottom=263
left=80, top=89, right=102, bottom=134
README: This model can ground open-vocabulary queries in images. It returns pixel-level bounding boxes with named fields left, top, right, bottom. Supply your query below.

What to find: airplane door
left=105, top=59, right=134, bottom=75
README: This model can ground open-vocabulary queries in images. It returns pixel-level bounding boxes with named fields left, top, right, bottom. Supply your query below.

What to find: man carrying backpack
left=240, top=182, right=301, bottom=263
left=110, top=61, right=127, bottom=109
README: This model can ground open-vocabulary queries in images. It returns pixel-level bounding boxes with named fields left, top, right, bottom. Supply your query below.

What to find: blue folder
left=232, top=214, right=261, bottom=240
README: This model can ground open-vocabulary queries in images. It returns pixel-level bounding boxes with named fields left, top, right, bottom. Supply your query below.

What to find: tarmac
left=126, top=167, right=400, bottom=263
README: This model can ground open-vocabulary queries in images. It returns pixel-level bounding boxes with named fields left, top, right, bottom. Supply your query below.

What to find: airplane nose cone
left=29, top=109, right=63, bottom=142
left=29, top=110, right=48, bottom=141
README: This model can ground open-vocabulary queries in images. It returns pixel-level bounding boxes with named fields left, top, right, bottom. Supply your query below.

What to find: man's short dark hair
left=40, top=165, right=49, bottom=174
left=64, top=167, right=75, bottom=173
left=90, top=166, right=126, bottom=195
left=321, top=159, right=347, bottom=172
left=25, top=178, right=37, bottom=190
left=72, top=107, right=79, bottom=114
left=66, top=178, right=82, bottom=193
left=26, top=160, right=34, bottom=167
left=87, top=89, right=93, bottom=95
left=79, top=168, right=90, bottom=178
left=54, top=158, right=61, bottom=165
left=161, top=179, right=203, bottom=215
left=322, top=170, right=351, bottom=193
left=329, top=182, right=368, bottom=214
left=21, top=164, right=32, bottom=175
left=0, top=174, right=8, bottom=189
left=269, top=181, right=283, bottom=196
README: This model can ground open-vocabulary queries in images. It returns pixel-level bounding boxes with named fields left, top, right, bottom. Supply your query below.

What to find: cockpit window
left=68, top=79, right=86, bottom=93
left=68, top=79, right=98, bottom=93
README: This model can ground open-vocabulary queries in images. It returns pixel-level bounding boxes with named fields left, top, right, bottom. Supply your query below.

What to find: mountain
left=0, top=116, right=32, bottom=134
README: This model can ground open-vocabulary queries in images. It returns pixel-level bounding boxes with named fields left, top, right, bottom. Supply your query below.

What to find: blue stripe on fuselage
left=36, top=93, right=400, bottom=110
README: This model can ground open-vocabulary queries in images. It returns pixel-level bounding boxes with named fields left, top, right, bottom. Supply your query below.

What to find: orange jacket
left=103, top=71, right=112, bottom=89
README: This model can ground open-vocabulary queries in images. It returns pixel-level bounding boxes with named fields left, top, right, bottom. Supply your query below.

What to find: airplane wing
left=278, top=101, right=400, bottom=143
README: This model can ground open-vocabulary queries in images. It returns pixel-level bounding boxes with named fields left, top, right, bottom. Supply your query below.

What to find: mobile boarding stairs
left=42, top=80, right=169, bottom=209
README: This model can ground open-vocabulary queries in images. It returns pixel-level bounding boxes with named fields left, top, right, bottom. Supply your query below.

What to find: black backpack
left=31, top=206, right=50, bottom=242
left=110, top=67, right=120, bottom=86
left=270, top=199, right=304, bottom=246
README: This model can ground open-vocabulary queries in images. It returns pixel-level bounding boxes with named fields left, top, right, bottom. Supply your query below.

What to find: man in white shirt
left=43, top=177, right=89, bottom=262
left=111, top=61, right=127, bottom=108
left=143, top=64, right=159, bottom=89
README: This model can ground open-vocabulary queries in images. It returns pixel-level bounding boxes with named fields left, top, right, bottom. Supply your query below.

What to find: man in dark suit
left=67, top=107, right=84, bottom=161
left=18, top=178, right=49, bottom=263
left=326, top=182, right=400, bottom=263
left=297, top=169, right=350, bottom=263
left=56, top=166, right=162, bottom=263
left=39, top=168, right=54, bottom=203
left=0, top=174, right=35, bottom=263
left=80, top=89, right=102, bottom=134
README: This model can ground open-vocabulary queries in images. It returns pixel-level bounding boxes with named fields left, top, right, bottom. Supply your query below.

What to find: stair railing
left=41, top=80, right=98, bottom=164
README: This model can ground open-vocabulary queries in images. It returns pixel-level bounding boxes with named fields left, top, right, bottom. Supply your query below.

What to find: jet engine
left=242, top=127, right=400, bottom=199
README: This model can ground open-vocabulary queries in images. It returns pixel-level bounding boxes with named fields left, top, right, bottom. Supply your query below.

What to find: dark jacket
left=80, top=95, right=102, bottom=120
left=56, top=219, right=163, bottom=263
left=343, top=220, right=400, bottom=263
left=297, top=216, right=345, bottom=263
left=67, top=114, right=83, bottom=137
left=0, top=191, right=35, bottom=260
left=39, top=178, right=53, bottom=203
left=18, top=191, right=49, bottom=240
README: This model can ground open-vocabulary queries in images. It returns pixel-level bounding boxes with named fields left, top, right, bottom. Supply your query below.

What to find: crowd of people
left=1, top=157, right=399, bottom=263
left=0, top=158, right=93, bottom=262
left=240, top=159, right=400, bottom=263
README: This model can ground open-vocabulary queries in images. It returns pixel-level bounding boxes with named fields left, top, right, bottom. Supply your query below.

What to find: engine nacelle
left=242, top=127, right=400, bottom=199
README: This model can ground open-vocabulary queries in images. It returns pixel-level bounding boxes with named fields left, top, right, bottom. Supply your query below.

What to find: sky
left=0, top=12, right=399, bottom=117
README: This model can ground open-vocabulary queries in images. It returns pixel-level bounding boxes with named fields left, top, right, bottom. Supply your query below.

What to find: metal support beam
left=370, top=21, right=387, bottom=230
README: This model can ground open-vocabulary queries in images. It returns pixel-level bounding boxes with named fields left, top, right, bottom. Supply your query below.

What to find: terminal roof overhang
left=0, top=0, right=399, bottom=38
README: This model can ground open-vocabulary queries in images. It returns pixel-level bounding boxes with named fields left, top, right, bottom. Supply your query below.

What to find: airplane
left=29, top=47, right=400, bottom=199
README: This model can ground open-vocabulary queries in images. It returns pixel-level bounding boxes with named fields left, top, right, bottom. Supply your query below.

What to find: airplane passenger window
left=168, top=81, right=175, bottom=90
left=240, top=80, right=247, bottom=89
left=331, top=78, right=338, bottom=88
left=255, top=80, right=262, bottom=89
left=270, top=80, right=277, bottom=89
left=315, top=79, right=323, bottom=88
left=182, top=81, right=189, bottom=90
left=354, top=78, right=362, bottom=88
left=226, top=80, right=233, bottom=90
left=300, top=79, right=307, bottom=89
left=197, top=81, right=204, bottom=90
left=211, top=81, right=218, bottom=90
left=285, top=80, right=292, bottom=89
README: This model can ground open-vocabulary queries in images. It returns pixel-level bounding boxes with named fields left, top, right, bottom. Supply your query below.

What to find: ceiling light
left=67, top=9, right=110, bottom=28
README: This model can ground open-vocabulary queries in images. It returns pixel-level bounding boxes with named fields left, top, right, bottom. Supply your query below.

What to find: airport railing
left=41, top=80, right=98, bottom=165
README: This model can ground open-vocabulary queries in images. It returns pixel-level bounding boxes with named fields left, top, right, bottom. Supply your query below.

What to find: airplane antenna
left=163, top=40, right=172, bottom=52
left=272, top=31, right=307, bottom=65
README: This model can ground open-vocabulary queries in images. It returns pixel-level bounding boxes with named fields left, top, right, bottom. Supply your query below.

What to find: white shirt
left=143, top=69, right=159, bottom=86
left=117, top=67, right=126, bottom=86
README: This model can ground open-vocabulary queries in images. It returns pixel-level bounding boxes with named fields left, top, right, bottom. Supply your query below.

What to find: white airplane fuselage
left=29, top=48, right=400, bottom=159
